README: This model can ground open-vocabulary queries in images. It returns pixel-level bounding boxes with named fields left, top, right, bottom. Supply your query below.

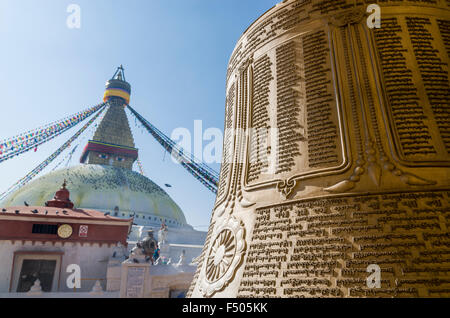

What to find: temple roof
left=0, top=206, right=130, bottom=223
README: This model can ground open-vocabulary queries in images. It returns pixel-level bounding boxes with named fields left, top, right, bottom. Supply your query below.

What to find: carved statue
left=129, top=242, right=146, bottom=263
left=177, top=249, right=187, bottom=266
left=158, top=222, right=168, bottom=244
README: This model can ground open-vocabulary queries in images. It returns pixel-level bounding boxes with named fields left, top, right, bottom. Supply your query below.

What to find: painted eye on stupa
left=98, top=154, right=109, bottom=159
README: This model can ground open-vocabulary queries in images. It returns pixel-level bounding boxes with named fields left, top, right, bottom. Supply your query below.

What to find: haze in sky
left=0, top=0, right=280, bottom=229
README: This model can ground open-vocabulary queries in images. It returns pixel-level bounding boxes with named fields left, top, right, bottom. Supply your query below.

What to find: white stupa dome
left=1, top=164, right=187, bottom=227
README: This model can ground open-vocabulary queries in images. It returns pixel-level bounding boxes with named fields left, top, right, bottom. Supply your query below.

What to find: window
left=32, top=224, right=57, bottom=235
left=12, top=253, right=62, bottom=293
left=17, top=260, right=56, bottom=292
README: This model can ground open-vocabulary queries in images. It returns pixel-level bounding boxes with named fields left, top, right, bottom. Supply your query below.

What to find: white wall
left=0, top=240, right=115, bottom=293
left=129, top=225, right=207, bottom=245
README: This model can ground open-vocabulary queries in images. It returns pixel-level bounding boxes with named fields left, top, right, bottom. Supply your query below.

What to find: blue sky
left=0, top=0, right=279, bottom=229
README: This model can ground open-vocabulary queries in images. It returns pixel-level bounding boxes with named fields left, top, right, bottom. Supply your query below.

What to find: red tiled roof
left=0, top=206, right=131, bottom=223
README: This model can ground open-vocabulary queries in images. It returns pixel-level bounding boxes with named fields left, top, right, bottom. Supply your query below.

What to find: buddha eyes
left=97, top=154, right=124, bottom=162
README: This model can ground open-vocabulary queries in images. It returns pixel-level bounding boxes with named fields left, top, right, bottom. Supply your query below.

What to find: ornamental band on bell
left=199, top=217, right=246, bottom=297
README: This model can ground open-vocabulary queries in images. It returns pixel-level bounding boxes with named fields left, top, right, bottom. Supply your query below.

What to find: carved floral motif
left=199, top=217, right=246, bottom=297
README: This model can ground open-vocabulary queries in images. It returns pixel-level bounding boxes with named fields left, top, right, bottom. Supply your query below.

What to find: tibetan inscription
left=216, top=82, right=236, bottom=201
left=374, top=16, right=450, bottom=164
left=275, top=40, right=304, bottom=175
left=126, top=267, right=146, bottom=298
left=245, top=30, right=344, bottom=187
left=248, top=55, right=273, bottom=183
left=303, top=30, right=341, bottom=169
left=238, top=191, right=450, bottom=298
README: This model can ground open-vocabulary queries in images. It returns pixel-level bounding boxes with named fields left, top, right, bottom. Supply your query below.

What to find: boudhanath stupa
left=1, top=67, right=207, bottom=263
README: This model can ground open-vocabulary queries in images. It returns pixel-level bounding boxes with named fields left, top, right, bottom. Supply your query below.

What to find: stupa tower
left=80, top=66, right=138, bottom=170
